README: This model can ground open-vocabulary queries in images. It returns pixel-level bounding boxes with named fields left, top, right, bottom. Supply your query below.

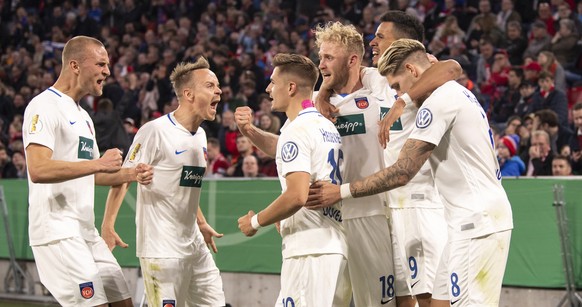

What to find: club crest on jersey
left=162, top=299, right=176, bottom=307
left=281, top=142, right=298, bottom=162
left=79, top=282, right=94, bottom=299
left=203, top=147, right=208, bottom=161
left=29, top=114, right=43, bottom=134
left=416, top=108, right=433, bottom=129
left=354, top=97, right=369, bottom=109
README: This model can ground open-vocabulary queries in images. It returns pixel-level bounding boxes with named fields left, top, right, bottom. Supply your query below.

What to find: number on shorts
left=327, top=148, right=343, bottom=184
left=451, top=272, right=461, bottom=297
left=281, top=297, right=295, bottom=307
left=409, top=256, right=418, bottom=279
left=379, top=275, right=395, bottom=299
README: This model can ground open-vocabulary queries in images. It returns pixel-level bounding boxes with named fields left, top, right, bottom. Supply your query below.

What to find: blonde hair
left=314, top=21, right=365, bottom=58
left=378, top=38, right=427, bottom=76
left=169, top=57, right=210, bottom=97
left=62, top=36, right=104, bottom=63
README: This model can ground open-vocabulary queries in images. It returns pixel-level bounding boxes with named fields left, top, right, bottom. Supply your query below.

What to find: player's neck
left=335, top=71, right=363, bottom=95
left=53, top=77, right=83, bottom=103
left=174, top=105, right=202, bottom=132
left=286, top=97, right=311, bottom=121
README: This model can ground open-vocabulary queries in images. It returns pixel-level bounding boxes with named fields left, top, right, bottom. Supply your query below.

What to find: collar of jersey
left=298, top=107, right=319, bottom=117
left=47, top=87, right=77, bottom=106
left=167, top=112, right=197, bottom=135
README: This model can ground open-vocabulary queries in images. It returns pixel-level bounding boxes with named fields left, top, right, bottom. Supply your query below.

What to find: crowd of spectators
left=1, top=0, right=582, bottom=178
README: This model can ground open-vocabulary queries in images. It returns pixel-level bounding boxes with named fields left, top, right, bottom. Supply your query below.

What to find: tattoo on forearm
left=351, top=139, right=435, bottom=198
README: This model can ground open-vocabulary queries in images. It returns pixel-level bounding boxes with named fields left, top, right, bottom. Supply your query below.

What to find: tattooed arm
left=306, top=139, right=435, bottom=209
left=351, top=139, right=435, bottom=197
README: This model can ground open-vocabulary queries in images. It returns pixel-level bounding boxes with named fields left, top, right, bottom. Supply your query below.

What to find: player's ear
left=288, top=81, right=296, bottom=96
left=70, top=60, right=79, bottom=72
left=405, top=63, right=418, bottom=78
left=349, top=54, right=358, bottom=66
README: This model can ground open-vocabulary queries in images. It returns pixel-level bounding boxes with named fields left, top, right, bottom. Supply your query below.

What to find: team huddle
left=21, top=10, right=512, bottom=307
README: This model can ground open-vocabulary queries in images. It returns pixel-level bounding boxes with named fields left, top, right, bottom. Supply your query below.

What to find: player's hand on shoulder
left=98, top=148, right=123, bottom=173
left=315, top=90, right=338, bottom=123
left=101, top=227, right=128, bottom=251
left=234, top=106, right=253, bottom=133
left=135, top=163, right=153, bottom=185
left=238, top=210, right=258, bottom=237
left=199, top=222, right=223, bottom=253
left=306, top=181, right=340, bottom=209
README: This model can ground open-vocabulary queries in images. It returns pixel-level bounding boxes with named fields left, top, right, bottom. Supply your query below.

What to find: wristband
left=251, top=214, right=262, bottom=230
left=400, top=93, right=413, bottom=106
left=340, top=183, right=353, bottom=199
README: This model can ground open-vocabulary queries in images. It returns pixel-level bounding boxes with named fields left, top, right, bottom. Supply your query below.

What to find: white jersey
left=362, top=68, right=443, bottom=209
left=409, top=81, right=514, bottom=240
left=314, top=88, right=391, bottom=219
left=277, top=107, right=347, bottom=259
left=23, top=87, right=101, bottom=246
left=123, top=112, right=207, bottom=258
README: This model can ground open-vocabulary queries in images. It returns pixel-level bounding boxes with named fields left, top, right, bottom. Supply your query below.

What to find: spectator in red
left=523, top=61, right=542, bottom=85
left=206, top=137, right=230, bottom=178
left=217, top=109, right=239, bottom=160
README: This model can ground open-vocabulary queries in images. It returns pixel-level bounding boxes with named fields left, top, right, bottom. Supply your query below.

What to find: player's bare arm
left=96, top=162, right=153, bottom=186
left=306, top=139, right=435, bottom=209
left=197, top=207, right=223, bottom=253
left=26, top=144, right=122, bottom=183
left=378, top=60, right=462, bottom=147
left=314, top=85, right=339, bottom=123
left=238, top=171, right=310, bottom=236
left=352, top=139, right=435, bottom=196
left=235, top=106, right=279, bottom=157
left=101, top=182, right=131, bottom=251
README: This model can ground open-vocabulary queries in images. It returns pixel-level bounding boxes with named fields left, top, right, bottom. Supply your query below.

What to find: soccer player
left=236, top=53, right=350, bottom=307
left=313, top=14, right=458, bottom=307
left=101, top=57, right=226, bottom=307
left=310, top=39, right=514, bottom=306
left=313, top=21, right=396, bottom=306
left=22, top=36, right=152, bottom=307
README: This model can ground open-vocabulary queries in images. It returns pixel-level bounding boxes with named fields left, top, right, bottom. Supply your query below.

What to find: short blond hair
left=169, top=57, right=210, bottom=97
left=314, top=21, right=365, bottom=58
left=62, top=36, right=104, bottom=63
left=378, top=39, right=427, bottom=76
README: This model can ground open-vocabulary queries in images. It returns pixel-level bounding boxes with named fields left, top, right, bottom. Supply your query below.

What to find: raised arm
left=378, top=59, right=462, bottom=147
left=26, top=144, right=122, bottom=183
left=235, top=106, right=279, bottom=157
left=238, top=171, right=310, bottom=236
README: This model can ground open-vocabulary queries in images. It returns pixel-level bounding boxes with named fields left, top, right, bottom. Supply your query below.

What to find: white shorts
left=344, top=215, right=396, bottom=307
left=140, top=247, right=225, bottom=307
left=432, top=230, right=512, bottom=306
left=391, top=207, right=447, bottom=296
left=32, top=236, right=131, bottom=307
left=275, top=254, right=351, bottom=307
